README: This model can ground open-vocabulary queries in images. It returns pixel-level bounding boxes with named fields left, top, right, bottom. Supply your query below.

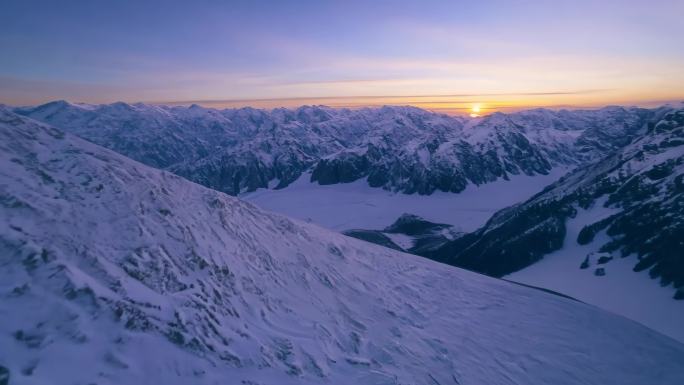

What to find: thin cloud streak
left=157, top=89, right=613, bottom=105
left=153, top=91, right=678, bottom=115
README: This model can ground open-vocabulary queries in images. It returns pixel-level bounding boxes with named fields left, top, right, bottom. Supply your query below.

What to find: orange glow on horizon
left=155, top=89, right=683, bottom=117
left=470, top=104, right=482, bottom=117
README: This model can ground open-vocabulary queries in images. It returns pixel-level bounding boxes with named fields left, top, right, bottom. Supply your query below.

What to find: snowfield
left=2, top=109, right=684, bottom=385
left=242, top=169, right=567, bottom=232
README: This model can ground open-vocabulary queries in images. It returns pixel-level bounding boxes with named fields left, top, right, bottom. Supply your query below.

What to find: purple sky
left=1, top=0, right=682, bottom=112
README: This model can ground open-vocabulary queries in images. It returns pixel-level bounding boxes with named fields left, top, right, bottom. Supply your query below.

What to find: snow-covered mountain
left=3, top=108, right=684, bottom=384
left=14, top=101, right=654, bottom=196
left=425, top=109, right=683, bottom=282
left=423, top=109, right=683, bottom=302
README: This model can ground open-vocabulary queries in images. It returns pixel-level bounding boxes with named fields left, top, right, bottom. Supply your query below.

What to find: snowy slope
left=2, top=109, right=684, bottom=385
left=507, top=198, right=684, bottom=343
left=15, top=101, right=654, bottom=196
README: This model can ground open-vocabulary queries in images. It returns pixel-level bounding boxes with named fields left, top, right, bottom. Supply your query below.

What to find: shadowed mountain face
left=423, top=109, right=684, bottom=298
left=15, top=102, right=654, bottom=195
left=2, top=107, right=684, bottom=384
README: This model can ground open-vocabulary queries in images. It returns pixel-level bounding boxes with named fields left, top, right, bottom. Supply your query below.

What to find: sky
left=1, top=0, right=683, bottom=114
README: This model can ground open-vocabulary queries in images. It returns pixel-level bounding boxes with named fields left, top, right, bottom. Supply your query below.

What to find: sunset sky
left=1, top=0, right=683, bottom=114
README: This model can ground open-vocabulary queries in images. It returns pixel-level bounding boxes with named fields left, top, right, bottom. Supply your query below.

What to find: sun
left=470, top=104, right=482, bottom=118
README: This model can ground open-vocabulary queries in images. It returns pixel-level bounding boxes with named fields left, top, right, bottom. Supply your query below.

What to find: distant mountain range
left=14, top=101, right=659, bottom=195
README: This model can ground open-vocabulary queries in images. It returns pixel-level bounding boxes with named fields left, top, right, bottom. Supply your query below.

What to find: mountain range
left=6, top=100, right=684, bottom=332
left=15, top=101, right=658, bottom=195
left=2, top=105, right=684, bottom=384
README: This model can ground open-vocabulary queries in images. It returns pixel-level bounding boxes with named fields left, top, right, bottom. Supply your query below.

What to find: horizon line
left=15, top=98, right=684, bottom=117
left=145, top=96, right=683, bottom=114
